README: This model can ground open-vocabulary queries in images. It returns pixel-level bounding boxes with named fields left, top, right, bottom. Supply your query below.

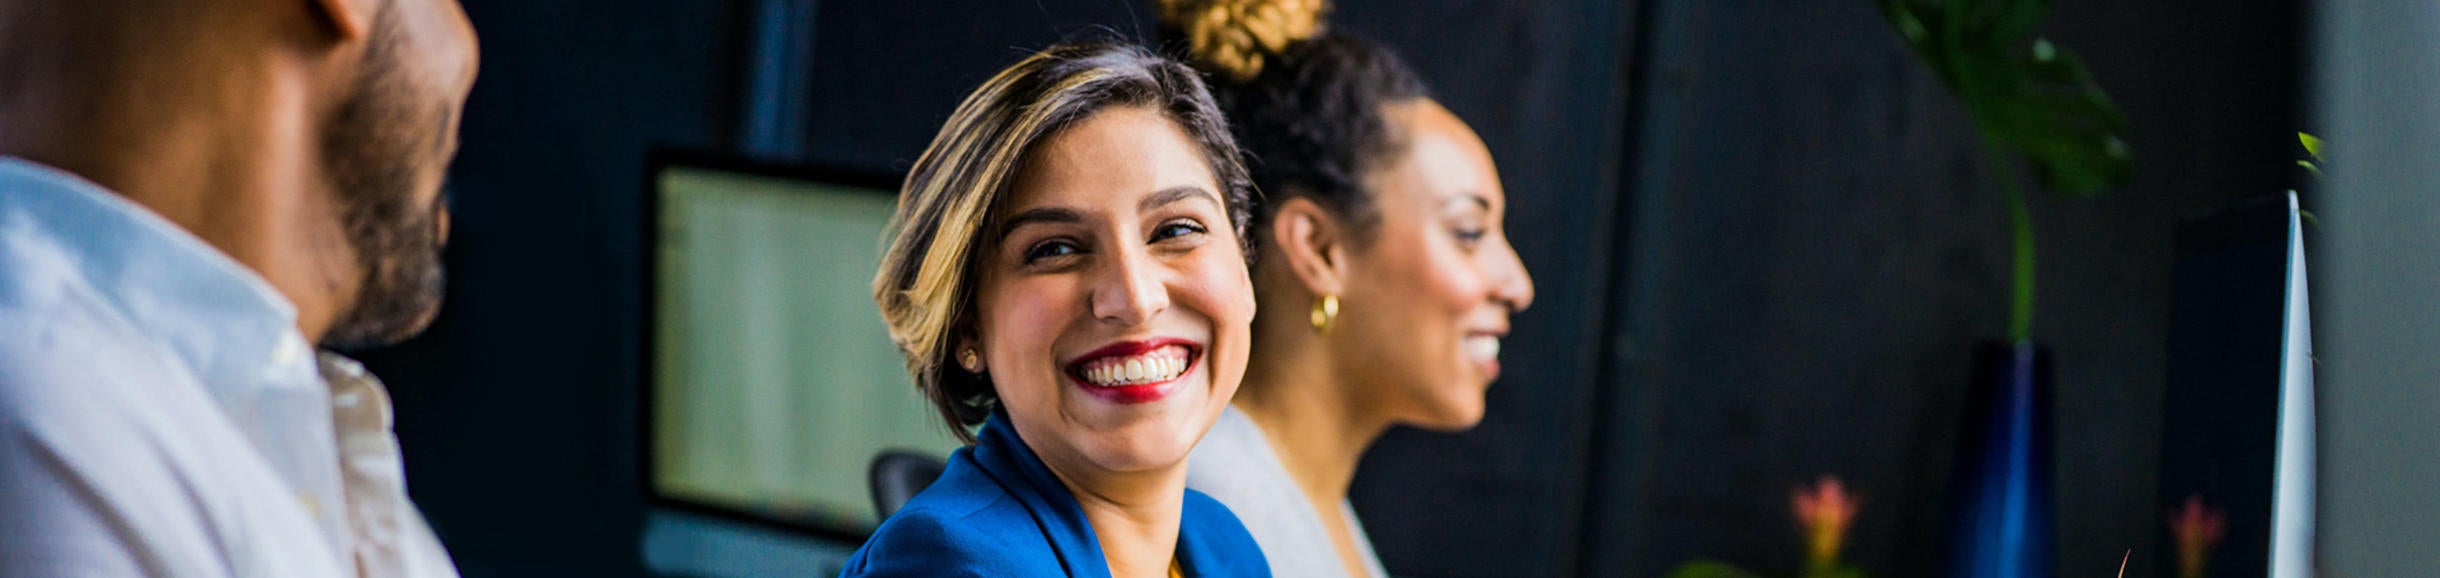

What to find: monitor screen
left=647, top=158, right=963, bottom=538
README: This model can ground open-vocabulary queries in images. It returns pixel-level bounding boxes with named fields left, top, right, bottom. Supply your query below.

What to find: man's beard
left=319, top=19, right=450, bottom=352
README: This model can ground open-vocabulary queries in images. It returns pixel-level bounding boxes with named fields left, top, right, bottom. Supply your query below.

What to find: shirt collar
left=0, top=157, right=315, bottom=401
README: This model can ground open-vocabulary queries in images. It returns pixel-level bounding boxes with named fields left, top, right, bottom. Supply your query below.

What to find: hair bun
left=1157, top=0, right=1328, bottom=80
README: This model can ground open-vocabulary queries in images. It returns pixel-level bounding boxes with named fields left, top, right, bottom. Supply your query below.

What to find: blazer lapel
left=971, top=413, right=1114, bottom=578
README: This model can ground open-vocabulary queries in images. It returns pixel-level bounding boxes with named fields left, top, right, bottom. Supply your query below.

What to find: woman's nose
left=1494, top=241, right=1536, bottom=313
left=1092, top=247, right=1171, bottom=326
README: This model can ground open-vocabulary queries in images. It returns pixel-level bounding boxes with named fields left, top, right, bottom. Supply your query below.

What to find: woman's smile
left=1064, top=338, right=1203, bottom=404
left=1462, top=331, right=1504, bottom=380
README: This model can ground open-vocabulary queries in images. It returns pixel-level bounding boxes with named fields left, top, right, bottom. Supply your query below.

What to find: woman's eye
left=1455, top=227, right=1488, bottom=247
left=1023, top=240, right=1083, bottom=264
left=1152, top=221, right=1207, bottom=242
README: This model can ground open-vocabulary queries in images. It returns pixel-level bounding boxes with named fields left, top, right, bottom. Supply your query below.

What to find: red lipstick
left=1064, top=338, right=1202, bottom=405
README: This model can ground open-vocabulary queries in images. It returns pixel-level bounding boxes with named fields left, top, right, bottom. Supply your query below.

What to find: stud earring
left=1310, top=294, right=1339, bottom=334
left=959, top=348, right=981, bottom=372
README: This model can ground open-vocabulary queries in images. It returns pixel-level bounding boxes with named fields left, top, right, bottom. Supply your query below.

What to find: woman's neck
left=1041, top=455, right=1189, bottom=578
left=1235, top=331, right=1394, bottom=514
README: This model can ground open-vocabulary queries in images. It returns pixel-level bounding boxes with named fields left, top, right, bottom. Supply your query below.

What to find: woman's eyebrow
left=1443, top=191, right=1493, bottom=212
left=1141, top=186, right=1222, bottom=213
left=997, top=206, right=1084, bottom=242
left=994, top=187, right=1217, bottom=242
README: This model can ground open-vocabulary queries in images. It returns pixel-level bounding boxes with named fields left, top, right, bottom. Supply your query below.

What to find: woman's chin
left=1412, top=392, right=1489, bottom=431
left=1076, top=427, right=1202, bottom=473
left=1070, top=407, right=1214, bottom=471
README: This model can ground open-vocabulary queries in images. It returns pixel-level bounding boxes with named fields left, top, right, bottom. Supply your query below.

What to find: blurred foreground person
left=1160, top=1, right=1537, bottom=576
left=845, top=40, right=1269, bottom=577
left=0, top=0, right=478, bottom=575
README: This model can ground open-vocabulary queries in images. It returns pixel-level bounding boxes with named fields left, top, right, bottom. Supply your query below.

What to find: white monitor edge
left=2270, top=190, right=2317, bottom=578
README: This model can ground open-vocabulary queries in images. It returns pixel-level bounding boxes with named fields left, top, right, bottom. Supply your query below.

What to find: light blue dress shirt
left=0, top=157, right=455, bottom=577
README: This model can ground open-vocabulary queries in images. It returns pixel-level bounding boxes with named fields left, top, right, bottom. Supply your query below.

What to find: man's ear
left=1268, top=196, right=1350, bottom=299
left=304, top=0, right=379, bottom=41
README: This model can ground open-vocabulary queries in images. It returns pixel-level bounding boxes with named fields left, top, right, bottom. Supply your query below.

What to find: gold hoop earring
left=1310, top=294, right=1339, bottom=334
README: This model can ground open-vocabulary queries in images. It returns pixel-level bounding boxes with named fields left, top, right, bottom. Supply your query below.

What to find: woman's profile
left=1159, top=1, right=1539, bottom=576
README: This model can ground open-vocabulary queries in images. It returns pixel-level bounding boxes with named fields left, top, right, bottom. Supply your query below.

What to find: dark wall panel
left=801, top=1, right=1158, bottom=169
left=1587, top=1, right=2301, bottom=577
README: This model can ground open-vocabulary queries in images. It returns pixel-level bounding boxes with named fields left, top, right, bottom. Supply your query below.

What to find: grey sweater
left=1186, top=406, right=1390, bottom=578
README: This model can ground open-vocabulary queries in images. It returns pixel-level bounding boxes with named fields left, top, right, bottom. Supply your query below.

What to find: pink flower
left=1792, top=475, right=1860, bottom=568
left=2168, top=494, right=2227, bottom=578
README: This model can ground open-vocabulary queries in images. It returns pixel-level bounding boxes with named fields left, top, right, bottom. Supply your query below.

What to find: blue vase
left=1944, top=340, right=2056, bottom=578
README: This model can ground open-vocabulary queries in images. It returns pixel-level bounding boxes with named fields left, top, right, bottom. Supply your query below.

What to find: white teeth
left=1077, top=347, right=1191, bottom=387
left=1464, top=336, right=1501, bottom=362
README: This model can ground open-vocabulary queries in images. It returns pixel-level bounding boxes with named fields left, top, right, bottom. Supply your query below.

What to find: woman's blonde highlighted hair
left=873, top=39, right=1254, bottom=443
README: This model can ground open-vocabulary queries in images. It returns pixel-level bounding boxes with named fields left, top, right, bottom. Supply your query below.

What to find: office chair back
left=869, top=450, right=946, bottom=519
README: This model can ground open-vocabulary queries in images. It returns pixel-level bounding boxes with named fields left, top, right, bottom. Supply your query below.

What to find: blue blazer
left=839, top=412, right=1270, bottom=577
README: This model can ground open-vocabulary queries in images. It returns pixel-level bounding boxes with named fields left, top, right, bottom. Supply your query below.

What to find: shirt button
left=271, top=336, right=306, bottom=368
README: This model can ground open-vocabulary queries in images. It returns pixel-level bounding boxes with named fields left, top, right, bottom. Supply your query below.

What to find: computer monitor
left=2156, top=191, right=2315, bottom=578
left=641, top=152, right=964, bottom=548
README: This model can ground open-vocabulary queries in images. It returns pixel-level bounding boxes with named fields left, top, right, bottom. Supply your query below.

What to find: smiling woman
left=1157, top=0, right=1537, bottom=576
left=844, top=40, right=1271, bottom=578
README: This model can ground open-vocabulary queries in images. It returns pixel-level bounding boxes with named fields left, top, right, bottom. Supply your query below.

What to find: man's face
left=318, top=0, right=477, bottom=350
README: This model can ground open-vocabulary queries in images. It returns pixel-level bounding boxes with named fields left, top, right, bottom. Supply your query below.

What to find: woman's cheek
left=1198, top=253, right=1257, bottom=327
left=1232, top=262, right=1258, bottom=323
left=985, top=277, right=1070, bottom=378
left=1430, top=246, right=1494, bottom=315
left=1180, top=253, right=1256, bottom=383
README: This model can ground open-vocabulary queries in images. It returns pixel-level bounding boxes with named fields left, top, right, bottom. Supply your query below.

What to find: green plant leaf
left=1875, top=0, right=2136, bottom=198
left=1877, top=0, right=2136, bottom=337
left=2300, top=132, right=2325, bottom=162
left=1663, top=560, right=1767, bottom=578
left=1989, top=0, right=2054, bottom=46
